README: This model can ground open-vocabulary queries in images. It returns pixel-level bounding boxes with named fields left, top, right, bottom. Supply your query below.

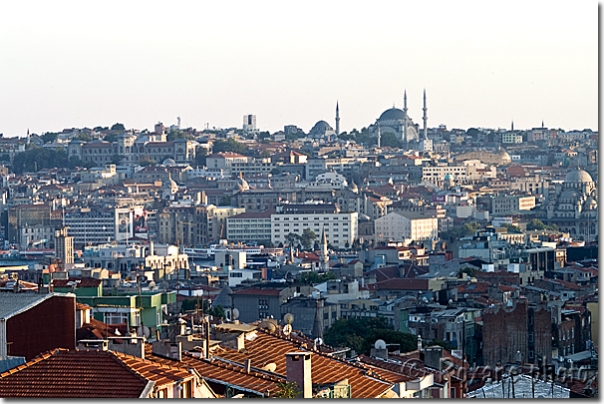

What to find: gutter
left=139, top=381, right=155, bottom=398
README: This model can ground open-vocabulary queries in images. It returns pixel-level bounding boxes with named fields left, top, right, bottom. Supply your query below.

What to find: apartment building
left=271, top=204, right=358, bottom=249
left=491, top=194, right=536, bottom=215
left=226, top=210, right=273, bottom=243
left=421, top=164, right=467, bottom=186
left=375, top=211, right=438, bottom=243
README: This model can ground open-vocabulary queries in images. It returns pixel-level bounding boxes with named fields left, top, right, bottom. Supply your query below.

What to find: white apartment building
left=502, top=132, right=523, bottom=144
left=271, top=209, right=358, bottom=249
left=206, top=152, right=250, bottom=171
left=64, top=206, right=138, bottom=246
left=226, top=211, right=273, bottom=243
left=375, top=211, right=438, bottom=243
left=422, top=164, right=467, bottom=186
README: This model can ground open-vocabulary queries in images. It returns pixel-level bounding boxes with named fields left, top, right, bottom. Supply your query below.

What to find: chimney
left=424, top=346, right=444, bottom=371
left=236, top=333, right=245, bottom=351
left=245, top=358, right=251, bottom=373
left=285, top=352, right=312, bottom=398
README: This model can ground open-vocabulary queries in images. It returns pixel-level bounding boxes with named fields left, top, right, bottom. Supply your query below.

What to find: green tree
left=380, top=131, right=401, bottom=148
left=324, top=317, right=417, bottom=355
left=286, top=232, right=300, bottom=249
left=111, top=154, right=124, bottom=165
left=195, top=147, right=208, bottom=167
left=41, top=132, right=59, bottom=144
left=167, top=130, right=194, bottom=141
left=111, top=123, right=125, bottom=131
left=299, top=271, right=336, bottom=285
left=300, top=228, right=316, bottom=250
left=459, top=267, right=477, bottom=277
left=218, top=194, right=232, bottom=206
left=429, top=339, right=454, bottom=351
left=104, top=133, right=118, bottom=143
left=273, top=382, right=301, bottom=398
left=212, top=139, right=248, bottom=155
left=75, top=132, right=92, bottom=141
left=12, top=146, right=70, bottom=174
left=526, top=218, right=554, bottom=231
left=501, top=223, right=522, bottom=233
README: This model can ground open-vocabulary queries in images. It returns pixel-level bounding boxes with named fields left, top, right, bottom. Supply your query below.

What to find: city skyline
left=0, top=1, right=597, bottom=136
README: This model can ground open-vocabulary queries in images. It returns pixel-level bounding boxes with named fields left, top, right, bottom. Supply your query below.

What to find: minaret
left=377, top=122, right=381, bottom=148
left=422, top=89, right=428, bottom=140
left=403, top=90, right=408, bottom=144
left=335, top=101, right=340, bottom=136
left=320, top=227, right=329, bottom=272
left=511, top=120, right=514, bottom=131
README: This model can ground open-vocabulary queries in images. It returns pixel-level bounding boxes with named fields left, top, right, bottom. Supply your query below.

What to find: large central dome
left=379, top=108, right=406, bottom=122
left=565, top=169, right=593, bottom=184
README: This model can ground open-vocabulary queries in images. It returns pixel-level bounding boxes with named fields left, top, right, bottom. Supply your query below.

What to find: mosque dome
left=497, top=149, right=512, bottom=165
left=584, top=196, right=597, bottom=210
left=379, top=108, right=406, bottom=122
left=162, top=158, right=176, bottom=166
left=310, top=120, right=333, bottom=134
left=565, top=169, right=593, bottom=184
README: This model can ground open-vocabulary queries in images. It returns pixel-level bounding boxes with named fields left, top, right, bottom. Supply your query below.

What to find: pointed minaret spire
left=320, top=227, right=329, bottom=271
left=377, top=121, right=381, bottom=148
left=335, top=101, right=340, bottom=136
left=403, top=90, right=408, bottom=144
left=422, top=89, right=428, bottom=140
left=542, top=120, right=544, bottom=128
left=511, top=120, right=514, bottom=132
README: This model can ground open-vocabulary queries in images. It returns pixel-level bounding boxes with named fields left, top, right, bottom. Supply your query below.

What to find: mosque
left=370, top=90, right=431, bottom=151
left=542, top=168, right=598, bottom=241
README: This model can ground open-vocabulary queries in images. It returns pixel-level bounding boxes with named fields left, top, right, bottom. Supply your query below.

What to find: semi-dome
left=379, top=108, right=406, bottom=122
left=565, top=169, right=593, bottom=184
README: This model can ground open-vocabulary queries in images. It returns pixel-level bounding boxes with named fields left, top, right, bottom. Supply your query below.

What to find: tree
left=195, top=147, right=207, bottom=167
left=273, top=382, right=301, bottom=398
left=111, top=154, right=124, bottom=165
left=299, top=271, right=336, bottom=285
left=501, top=223, right=522, bottom=233
left=111, top=123, right=125, bottom=131
left=218, top=194, right=232, bottom=206
left=75, top=132, right=92, bottom=141
left=212, top=139, right=248, bottom=155
left=459, top=267, right=477, bottom=278
left=380, top=131, right=401, bottom=148
left=286, top=232, right=300, bottom=249
left=41, top=132, right=59, bottom=144
left=324, top=317, right=417, bottom=355
left=104, top=133, right=118, bottom=143
left=300, top=228, right=316, bottom=250
left=526, top=218, right=558, bottom=231
left=12, top=146, right=70, bottom=174
left=167, top=130, right=194, bottom=141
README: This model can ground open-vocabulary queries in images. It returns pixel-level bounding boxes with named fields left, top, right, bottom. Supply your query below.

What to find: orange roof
left=0, top=349, right=193, bottom=398
left=145, top=347, right=282, bottom=396
left=212, top=330, right=392, bottom=398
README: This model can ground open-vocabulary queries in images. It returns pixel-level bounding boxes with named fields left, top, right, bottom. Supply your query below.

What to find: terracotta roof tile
left=0, top=349, right=192, bottom=398
left=212, top=330, right=392, bottom=398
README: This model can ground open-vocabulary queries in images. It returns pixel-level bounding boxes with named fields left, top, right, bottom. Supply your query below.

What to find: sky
left=0, top=1, right=598, bottom=136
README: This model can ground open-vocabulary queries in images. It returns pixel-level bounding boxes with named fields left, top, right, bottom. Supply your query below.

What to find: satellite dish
left=315, top=337, right=324, bottom=346
left=374, top=339, right=387, bottom=350
left=262, top=363, right=277, bottom=372
left=283, top=324, right=292, bottom=336
left=232, top=308, right=240, bottom=320
left=137, top=325, right=150, bottom=338
left=284, top=313, right=294, bottom=324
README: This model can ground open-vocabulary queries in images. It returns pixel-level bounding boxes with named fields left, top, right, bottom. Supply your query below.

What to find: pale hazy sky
left=0, top=1, right=598, bottom=136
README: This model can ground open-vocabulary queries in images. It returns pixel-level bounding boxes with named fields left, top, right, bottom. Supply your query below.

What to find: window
left=157, top=389, right=167, bottom=398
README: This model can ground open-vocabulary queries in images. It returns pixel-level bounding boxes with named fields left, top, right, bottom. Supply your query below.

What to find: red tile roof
left=212, top=330, right=392, bottom=398
left=145, top=346, right=283, bottom=396
left=373, top=278, right=430, bottom=291
left=0, top=349, right=192, bottom=398
left=76, top=319, right=128, bottom=340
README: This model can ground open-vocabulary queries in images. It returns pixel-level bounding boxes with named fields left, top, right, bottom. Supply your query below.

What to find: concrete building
left=271, top=204, right=358, bottom=249
left=491, top=194, right=536, bottom=215
left=375, top=211, right=438, bottom=243
left=226, top=210, right=273, bottom=243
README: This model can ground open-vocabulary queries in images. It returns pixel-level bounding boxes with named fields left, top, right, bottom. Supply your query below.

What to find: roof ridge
left=0, top=348, right=65, bottom=378
left=105, top=350, right=154, bottom=385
